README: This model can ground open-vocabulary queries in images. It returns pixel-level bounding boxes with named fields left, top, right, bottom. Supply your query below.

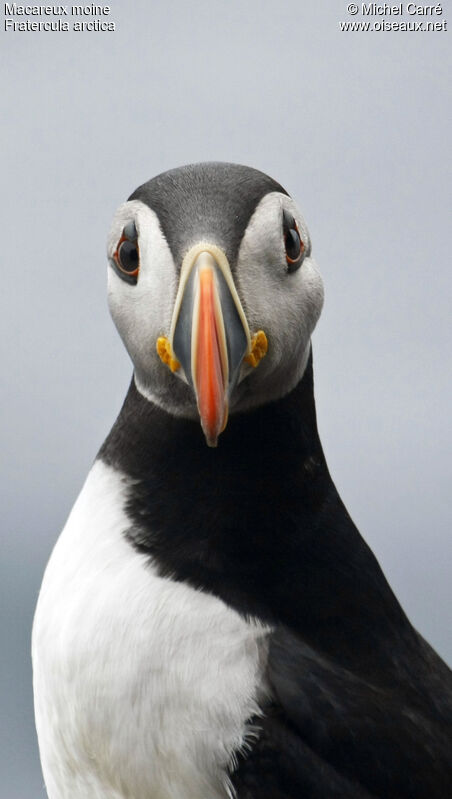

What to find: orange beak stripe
left=192, top=265, right=228, bottom=447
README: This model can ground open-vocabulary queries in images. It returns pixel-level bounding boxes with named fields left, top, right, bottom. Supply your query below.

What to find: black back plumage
left=99, top=352, right=452, bottom=798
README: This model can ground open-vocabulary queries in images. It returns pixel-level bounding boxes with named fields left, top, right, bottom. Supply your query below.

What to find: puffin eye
left=117, top=240, right=139, bottom=274
left=282, top=210, right=305, bottom=273
left=111, top=223, right=140, bottom=284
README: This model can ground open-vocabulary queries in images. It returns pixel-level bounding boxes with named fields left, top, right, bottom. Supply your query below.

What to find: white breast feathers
left=32, top=460, right=270, bottom=799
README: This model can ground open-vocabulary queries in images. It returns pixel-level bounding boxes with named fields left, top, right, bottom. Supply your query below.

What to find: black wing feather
left=258, top=627, right=452, bottom=799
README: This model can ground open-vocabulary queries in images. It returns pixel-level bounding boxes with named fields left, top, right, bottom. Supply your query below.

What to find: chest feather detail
left=32, top=461, right=269, bottom=799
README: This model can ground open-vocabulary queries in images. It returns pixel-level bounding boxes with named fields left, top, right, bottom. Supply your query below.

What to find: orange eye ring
left=114, top=236, right=140, bottom=277
left=111, top=224, right=140, bottom=284
left=283, top=213, right=305, bottom=274
left=284, top=223, right=305, bottom=267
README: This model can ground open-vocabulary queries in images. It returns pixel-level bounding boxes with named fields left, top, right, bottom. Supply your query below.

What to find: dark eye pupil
left=118, top=240, right=139, bottom=273
left=285, top=228, right=301, bottom=261
left=282, top=210, right=305, bottom=273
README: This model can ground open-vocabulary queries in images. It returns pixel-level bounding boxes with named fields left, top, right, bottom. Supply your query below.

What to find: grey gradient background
left=1, top=1, right=451, bottom=795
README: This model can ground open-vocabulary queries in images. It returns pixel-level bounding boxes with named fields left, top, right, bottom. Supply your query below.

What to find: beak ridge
left=191, top=260, right=229, bottom=446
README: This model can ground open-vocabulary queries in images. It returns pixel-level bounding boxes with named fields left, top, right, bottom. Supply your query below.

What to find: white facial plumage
left=106, top=191, right=324, bottom=418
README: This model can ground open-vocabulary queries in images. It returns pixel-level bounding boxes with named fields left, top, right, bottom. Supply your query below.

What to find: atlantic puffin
left=33, top=162, right=452, bottom=799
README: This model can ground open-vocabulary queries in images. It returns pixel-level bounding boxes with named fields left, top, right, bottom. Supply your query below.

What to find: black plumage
left=99, top=352, right=452, bottom=798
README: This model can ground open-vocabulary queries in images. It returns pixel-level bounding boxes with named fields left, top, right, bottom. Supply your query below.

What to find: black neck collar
left=99, top=353, right=410, bottom=672
left=100, top=351, right=321, bottom=479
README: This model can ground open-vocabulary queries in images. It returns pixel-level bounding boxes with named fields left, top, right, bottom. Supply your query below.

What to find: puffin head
left=107, top=162, right=324, bottom=446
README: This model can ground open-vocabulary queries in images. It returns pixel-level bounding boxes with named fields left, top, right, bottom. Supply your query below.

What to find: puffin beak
left=163, top=247, right=253, bottom=446
left=191, top=259, right=230, bottom=446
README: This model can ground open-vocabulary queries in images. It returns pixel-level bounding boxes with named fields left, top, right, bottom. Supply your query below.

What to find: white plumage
left=33, top=460, right=270, bottom=799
